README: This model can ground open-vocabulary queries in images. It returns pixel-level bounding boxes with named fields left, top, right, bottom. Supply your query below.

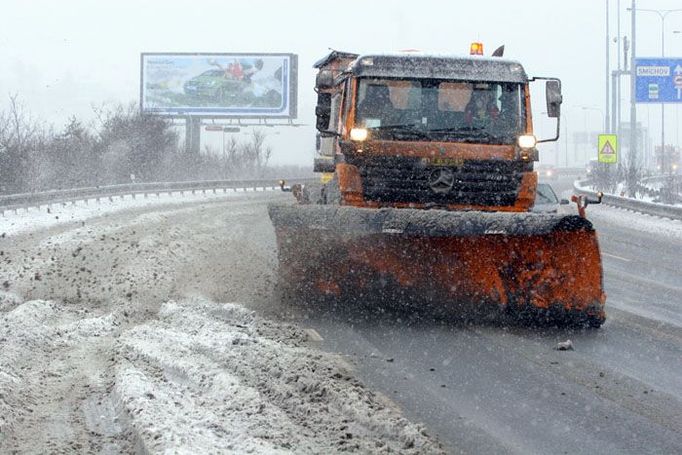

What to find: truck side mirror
left=315, top=92, right=332, bottom=132
left=546, top=80, right=562, bottom=118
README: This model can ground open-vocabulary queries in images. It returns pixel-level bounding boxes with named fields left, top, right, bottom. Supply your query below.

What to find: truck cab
left=313, top=50, right=562, bottom=212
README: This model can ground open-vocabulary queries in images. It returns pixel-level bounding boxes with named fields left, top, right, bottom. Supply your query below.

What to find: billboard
left=141, top=53, right=297, bottom=118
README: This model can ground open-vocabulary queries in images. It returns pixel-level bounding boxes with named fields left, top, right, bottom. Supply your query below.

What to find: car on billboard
left=182, top=59, right=282, bottom=106
left=182, top=69, right=245, bottom=101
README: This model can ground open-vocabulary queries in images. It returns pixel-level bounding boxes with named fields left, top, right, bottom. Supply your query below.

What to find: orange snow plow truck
left=269, top=47, right=606, bottom=327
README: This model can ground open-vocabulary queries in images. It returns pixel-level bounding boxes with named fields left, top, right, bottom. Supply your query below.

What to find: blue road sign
left=635, top=58, right=682, bottom=104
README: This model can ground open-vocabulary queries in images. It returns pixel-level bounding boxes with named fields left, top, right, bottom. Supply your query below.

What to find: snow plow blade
left=269, top=204, right=606, bottom=327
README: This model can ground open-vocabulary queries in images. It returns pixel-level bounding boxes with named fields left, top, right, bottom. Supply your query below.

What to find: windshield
left=355, top=78, right=525, bottom=143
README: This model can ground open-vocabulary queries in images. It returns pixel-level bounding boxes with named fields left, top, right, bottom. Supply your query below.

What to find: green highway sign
left=598, top=134, right=618, bottom=164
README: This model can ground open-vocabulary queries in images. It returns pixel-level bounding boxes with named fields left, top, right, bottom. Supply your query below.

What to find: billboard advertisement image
left=141, top=53, right=297, bottom=118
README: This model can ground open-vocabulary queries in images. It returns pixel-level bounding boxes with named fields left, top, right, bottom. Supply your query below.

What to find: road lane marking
left=604, top=267, right=682, bottom=293
left=602, top=251, right=631, bottom=262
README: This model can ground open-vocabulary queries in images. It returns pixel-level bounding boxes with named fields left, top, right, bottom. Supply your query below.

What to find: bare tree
left=244, top=129, right=272, bottom=177
left=0, top=97, right=295, bottom=194
left=0, top=94, right=43, bottom=193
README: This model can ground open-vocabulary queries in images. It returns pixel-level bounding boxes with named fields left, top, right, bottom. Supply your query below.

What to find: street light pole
left=613, top=0, right=621, bottom=135
left=565, top=113, right=570, bottom=168
left=611, top=0, right=623, bottom=139
left=582, top=106, right=605, bottom=164
left=630, top=0, right=637, bottom=192
left=673, top=30, right=682, bottom=151
left=661, top=13, right=666, bottom=174
left=606, top=0, right=611, bottom=133
left=582, top=106, right=606, bottom=133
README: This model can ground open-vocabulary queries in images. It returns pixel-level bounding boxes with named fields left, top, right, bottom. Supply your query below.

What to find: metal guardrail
left=641, top=174, right=681, bottom=185
left=574, top=180, right=682, bottom=221
left=4, top=176, right=679, bottom=222
left=0, top=178, right=317, bottom=215
left=557, top=167, right=587, bottom=176
left=641, top=175, right=682, bottom=202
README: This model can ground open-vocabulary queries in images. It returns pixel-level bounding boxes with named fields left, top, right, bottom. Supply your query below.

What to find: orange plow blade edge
left=269, top=204, right=606, bottom=327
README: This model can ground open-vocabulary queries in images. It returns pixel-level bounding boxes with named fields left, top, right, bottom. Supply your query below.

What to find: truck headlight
left=518, top=135, right=537, bottom=149
left=350, top=128, right=368, bottom=141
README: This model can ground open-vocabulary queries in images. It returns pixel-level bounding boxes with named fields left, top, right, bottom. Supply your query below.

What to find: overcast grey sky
left=1, top=0, right=681, bottom=165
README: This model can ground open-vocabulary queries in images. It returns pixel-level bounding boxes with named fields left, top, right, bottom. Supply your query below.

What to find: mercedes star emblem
left=428, top=167, right=455, bottom=194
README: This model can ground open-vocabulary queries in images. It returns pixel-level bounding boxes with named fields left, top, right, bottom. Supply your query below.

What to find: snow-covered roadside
left=575, top=179, right=681, bottom=207
left=585, top=203, right=682, bottom=242
left=0, top=197, right=444, bottom=453
left=117, top=298, right=442, bottom=453
left=0, top=187, right=274, bottom=237
left=0, top=299, right=128, bottom=452
left=561, top=187, right=682, bottom=242
left=0, top=297, right=444, bottom=454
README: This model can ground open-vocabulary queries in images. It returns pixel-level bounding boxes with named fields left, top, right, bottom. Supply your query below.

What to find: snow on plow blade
left=268, top=204, right=606, bottom=327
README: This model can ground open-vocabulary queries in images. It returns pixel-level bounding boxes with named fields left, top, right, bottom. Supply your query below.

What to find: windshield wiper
left=367, top=123, right=432, bottom=139
left=369, top=123, right=421, bottom=130
left=426, top=127, right=513, bottom=144
left=427, top=126, right=488, bottom=134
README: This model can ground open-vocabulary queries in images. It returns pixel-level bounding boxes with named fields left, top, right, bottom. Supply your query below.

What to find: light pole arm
left=629, top=8, right=682, bottom=55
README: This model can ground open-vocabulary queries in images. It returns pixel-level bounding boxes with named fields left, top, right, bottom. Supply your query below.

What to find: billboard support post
left=184, top=117, right=190, bottom=153
left=184, top=117, right=202, bottom=154
left=191, top=117, right=201, bottom=154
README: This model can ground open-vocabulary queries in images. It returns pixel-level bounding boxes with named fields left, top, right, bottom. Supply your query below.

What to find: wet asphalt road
left=306, top=304, right=682, bottom=454
left=296, top=175, right=682, bottom=454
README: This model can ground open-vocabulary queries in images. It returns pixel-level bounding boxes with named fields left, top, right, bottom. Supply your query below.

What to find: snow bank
left=0, top=297, right=443, bottom=453
left=0, top=187, right=275, bottom=238
left=564, top=184, right=682, bottom=242
left=114, top=298, right=443, bottom=454
left=588, top=204, right=682, bottom=242
left=0, top=299, right=119, bottom=445
left=577, top=179, right=681, bottom=207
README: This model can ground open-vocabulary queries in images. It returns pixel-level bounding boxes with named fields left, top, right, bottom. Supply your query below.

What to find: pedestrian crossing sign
left=598, top=134, right=618, bottom=164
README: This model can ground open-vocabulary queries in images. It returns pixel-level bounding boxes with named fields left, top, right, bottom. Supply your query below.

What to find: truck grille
left=348, top=156, right=528, bottom=207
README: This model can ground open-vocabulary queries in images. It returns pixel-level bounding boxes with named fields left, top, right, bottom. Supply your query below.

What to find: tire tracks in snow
left=0, top=194, right=444, bottom=453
